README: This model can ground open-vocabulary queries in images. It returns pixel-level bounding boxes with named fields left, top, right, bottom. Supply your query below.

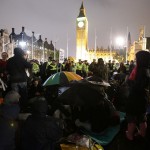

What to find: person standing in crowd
left=89, top=59, right=97, bottom=75
left=31, top=59, right=40, bottom=78
left=82, top=60, right=89, bottom=78
left=0, top=90, right=20, bottom=150
left=129, top=60, right=135, bottom=75
left=61, top=60, right=66, bottom=71
left=0, top=52, right=8, bottom=96
left=117, top=62, right=126, bottom=84
left=6, top=47, right=32, bottom=112
left=56, top=59, right=63, bottom=72
left=40, top=56, right=52, bottom=82
left=64, top=59, right=71, bottom=71
left=95, top=58, right=108, bottom=81
left=76, top=59, right=83, bottom=77
left=70, top=61, right=76, bottom=73
left=0, top=52, right=9, bottom=83
left=46, top=59, right=57, bottom=77
left=21, top=97, right=63, bottom=150
left=126, top=50, right=150, bottom=141
left=125, top=60, right=130, bottom=75
left=107, top=60, right=114, bottom=80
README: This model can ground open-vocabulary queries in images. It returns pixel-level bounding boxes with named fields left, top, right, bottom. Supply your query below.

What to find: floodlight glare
left=116, top=36, right=125, bottom=47
left=19, top=41, right=26, bottom=48
left=26, top=50, right=30, bottom=54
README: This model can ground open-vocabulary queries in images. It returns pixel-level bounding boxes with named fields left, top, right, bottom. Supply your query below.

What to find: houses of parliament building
left=76, top=2, right=150, bottom=63
left=0, top=2, right=150, bottom=63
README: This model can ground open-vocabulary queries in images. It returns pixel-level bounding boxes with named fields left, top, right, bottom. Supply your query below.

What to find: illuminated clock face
left=78, top=21, right=84, bottom=28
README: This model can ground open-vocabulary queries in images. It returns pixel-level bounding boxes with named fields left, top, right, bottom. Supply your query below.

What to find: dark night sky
left=0, top=0, right=150, bottom=57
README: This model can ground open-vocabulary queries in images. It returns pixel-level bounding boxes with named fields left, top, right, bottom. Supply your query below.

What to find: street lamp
left=54, top=38, right=59, bottom=60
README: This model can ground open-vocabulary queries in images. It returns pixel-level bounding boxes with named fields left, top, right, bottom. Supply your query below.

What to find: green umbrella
left=43, top=71, right=83, bottom=86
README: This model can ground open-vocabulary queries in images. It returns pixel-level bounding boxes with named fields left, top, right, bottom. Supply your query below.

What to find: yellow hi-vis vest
left=32, top=62, right=40, bottom=74
left=76, top=63, right=83, bottom=70
left=49, top=64, right=57, bottom=70
left=46, top=61, right=52, bottom=70
left=82, top=63, right=89, bottom=73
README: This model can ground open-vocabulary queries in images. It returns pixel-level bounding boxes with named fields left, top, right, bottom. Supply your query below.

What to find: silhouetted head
left=14, top=47, right=25, bottom=56
left=30, top=97, right=48, bottom=115
left=136, top=50, right=150, bottom=68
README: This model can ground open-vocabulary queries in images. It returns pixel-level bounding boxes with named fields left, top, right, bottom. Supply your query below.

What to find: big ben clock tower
left=76, top=1, right=88, bottom=61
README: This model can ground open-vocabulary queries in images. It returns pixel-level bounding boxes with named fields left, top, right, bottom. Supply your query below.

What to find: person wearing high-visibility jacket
left=32, top=61, right=40, bottom=77
left=76, top=59, right=83, bottom=77
left=46, top=60, right=57, bottom=77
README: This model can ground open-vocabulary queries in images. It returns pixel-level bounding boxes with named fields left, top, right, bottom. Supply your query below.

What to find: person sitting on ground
left=21, top=96, right=63, bottom=150
left=28, top=77, right=43, bottom=99
left=0, top=90, right=20, bottom=150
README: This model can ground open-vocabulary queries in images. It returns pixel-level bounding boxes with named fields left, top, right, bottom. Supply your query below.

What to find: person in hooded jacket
left=6, top=47, right=32, bottom=112
left=126, top=50, right=150, bottom=141
left=21, top=97, right=63, bottom=150
left=0, top=90, right=20, bottom=150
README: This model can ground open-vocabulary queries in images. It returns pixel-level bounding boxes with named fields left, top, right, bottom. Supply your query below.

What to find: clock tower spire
left=76, top=1, right=88, bottom=61
left=78, top=1, right=86, bottom=17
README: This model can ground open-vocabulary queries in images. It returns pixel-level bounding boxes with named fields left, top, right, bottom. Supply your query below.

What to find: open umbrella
left=57, top=82, right=119, bottom=133
left=57, top=82, right=105, bottom=106
left=43, top=71, right=83, bottom=86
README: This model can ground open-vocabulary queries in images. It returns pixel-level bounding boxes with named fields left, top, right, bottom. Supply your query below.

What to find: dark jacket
left=21, top=98, right=63, bottom=150
left=126, top=51, right=150, bottom=115
left=7, top=54, right=32, bottom=83
left=0, top=104, right=20, bottom=150
left=126, top=68, right=150, bottom=115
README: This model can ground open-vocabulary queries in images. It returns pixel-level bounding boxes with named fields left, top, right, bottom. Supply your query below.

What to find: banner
left=59, top=49, right=65, bottom=63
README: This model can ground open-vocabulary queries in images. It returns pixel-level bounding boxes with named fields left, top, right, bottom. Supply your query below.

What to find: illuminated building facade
left=76, top=2, right=116, bottom=63
left=0, top=27, right=55, bottom=61
left=128, top=26, right=150, bottom=61
left=76, top=2, right=88, bottom=61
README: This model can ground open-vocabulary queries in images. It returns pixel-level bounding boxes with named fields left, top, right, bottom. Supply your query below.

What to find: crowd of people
left=0, top=47, right=150, bottom=150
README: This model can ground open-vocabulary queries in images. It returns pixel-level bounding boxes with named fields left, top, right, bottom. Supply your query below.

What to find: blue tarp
left=82, top=112, right=125, bottom=146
